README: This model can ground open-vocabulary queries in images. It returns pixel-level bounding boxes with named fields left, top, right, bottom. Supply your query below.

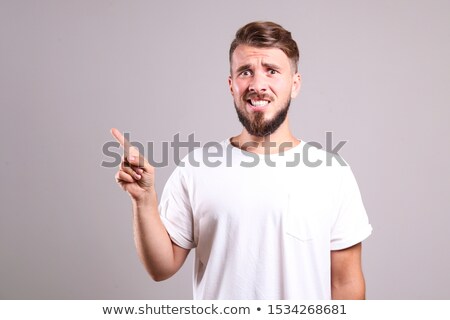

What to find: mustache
left=244, top=92, right=274, bottom=101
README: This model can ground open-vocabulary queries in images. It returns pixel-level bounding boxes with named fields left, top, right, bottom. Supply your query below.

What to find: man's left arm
left=331, top=242, right=366, bottom=299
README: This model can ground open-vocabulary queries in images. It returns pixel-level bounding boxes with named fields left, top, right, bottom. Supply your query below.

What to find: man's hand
left=111, top=128, right=155, bottom=203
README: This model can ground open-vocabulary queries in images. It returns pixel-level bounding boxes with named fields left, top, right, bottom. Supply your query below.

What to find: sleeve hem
left=330, top=225, right=373, bottom=251
left=160, top=216, right=196, bottom=250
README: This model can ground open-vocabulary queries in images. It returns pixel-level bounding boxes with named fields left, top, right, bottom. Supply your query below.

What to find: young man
left=111, top=21, right=372, bottom=299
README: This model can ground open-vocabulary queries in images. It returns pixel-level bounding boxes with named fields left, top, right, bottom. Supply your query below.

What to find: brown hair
left=229, top=21, right=300, bottom=72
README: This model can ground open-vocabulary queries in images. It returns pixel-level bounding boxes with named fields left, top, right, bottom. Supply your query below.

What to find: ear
left=228, top=75, right=234, bottom=96
left=290, top=72, right=301, bottom=99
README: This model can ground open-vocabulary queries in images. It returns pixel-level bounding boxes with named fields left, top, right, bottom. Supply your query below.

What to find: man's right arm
left=132, top=193, right=190, bottom=281
left=111, top=128, right=190, bottom=281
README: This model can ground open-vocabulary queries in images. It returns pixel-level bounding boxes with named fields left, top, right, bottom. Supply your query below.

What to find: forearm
left=132, top=192, right=179, bottom=281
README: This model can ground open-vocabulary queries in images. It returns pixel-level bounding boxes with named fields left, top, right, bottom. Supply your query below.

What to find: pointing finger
left=111, top=128, right=153, bottom=172
left=110, top=127, right=140, bottom=162
left=110, top=128, right=131, bottom=150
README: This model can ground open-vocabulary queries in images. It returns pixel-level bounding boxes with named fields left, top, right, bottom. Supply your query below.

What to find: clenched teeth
left=250, top=100, right=269, bottom=107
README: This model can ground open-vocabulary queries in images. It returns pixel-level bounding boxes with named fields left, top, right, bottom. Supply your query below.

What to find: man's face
left=228, top=45, right=301, bottom=137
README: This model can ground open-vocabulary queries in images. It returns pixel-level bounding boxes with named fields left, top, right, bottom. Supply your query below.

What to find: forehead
left=231, top=45, right=290, bottom=69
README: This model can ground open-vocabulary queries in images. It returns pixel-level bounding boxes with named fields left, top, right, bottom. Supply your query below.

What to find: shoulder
left=177, top=140, right=229, bottom=168
left=298, top=140, right=350, bottom=168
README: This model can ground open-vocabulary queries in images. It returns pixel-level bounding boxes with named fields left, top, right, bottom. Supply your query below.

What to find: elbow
left=151, top=274, right=169, bottom=282
left=148, top=269, right=174, bottom=282
left=331, top=278, right=366, bottom=300
left=137, top=254, right=176, bottom=282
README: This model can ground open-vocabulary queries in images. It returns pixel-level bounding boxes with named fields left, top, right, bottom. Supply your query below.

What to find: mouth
left=246, top=99, right=271, bottom=111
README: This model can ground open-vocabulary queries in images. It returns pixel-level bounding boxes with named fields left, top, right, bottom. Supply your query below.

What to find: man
left=111, top=21, right=372, bottom=299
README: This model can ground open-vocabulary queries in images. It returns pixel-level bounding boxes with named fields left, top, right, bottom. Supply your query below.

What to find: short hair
left=229, top=21, right=300, bottom=72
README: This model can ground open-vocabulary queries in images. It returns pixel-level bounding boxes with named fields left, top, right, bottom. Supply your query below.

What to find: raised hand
left=110, top=128, right=155, bottom=202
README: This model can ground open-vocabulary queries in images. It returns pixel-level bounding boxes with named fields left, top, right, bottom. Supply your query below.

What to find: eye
left=240, top=70, right=252, bottom=77
left=268, top=69, right=278, bottom=75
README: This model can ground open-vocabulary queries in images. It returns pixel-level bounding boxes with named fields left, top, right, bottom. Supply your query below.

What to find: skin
left=331, top=243, right=366, bottom=299
left=111, top=44, right=366, bottom=299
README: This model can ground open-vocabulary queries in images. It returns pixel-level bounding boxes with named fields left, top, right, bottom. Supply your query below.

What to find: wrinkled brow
left=234, top=62, right=282, bottom=75
left=262, top=62, right=282, bottom=71
left=235, top=64, right=252, bottom=75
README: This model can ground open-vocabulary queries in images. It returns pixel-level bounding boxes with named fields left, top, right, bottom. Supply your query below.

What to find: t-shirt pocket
left=283, top=193, right=317, bottom=242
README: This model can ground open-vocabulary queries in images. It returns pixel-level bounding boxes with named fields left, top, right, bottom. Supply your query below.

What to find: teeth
left=250, top=100, right=269, bottom=107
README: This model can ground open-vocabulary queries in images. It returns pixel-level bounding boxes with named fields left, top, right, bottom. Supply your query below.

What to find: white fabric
left=159, top=139, right=372, bottom=299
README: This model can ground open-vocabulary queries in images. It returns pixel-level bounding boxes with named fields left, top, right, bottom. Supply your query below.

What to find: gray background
left=1, top=0, right=449, bottom=299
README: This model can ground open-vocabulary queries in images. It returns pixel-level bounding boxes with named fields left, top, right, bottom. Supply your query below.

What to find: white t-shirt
left=159, top=139, right=372, bottom=299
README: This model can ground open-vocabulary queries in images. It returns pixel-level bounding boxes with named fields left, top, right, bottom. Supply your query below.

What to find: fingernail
left=129, top=156, right=135, bottom=161
left=135, top=174, right=141, bottom=180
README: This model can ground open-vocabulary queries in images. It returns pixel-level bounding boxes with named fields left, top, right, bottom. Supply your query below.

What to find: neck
left=231, top=118, right=300, bottom=154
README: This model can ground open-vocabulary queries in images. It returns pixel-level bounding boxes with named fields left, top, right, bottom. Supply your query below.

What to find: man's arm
left=132, top=193, right=190, bottom=281
left=111, top=128, right=190, bottom=281
left=331, top=242, right=366, bottom=299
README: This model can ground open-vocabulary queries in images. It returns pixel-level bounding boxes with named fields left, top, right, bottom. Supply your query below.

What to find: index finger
left=110, top=127, right=149, bottom=170
left=110, top=127, right=131, bottom=150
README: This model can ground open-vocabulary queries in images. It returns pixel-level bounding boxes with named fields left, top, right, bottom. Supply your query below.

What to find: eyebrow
left=235, top=64, right=252, bottom=75
left=262, top=62, right=281, bottom=70
left=234, top=62, right=282, bottom=75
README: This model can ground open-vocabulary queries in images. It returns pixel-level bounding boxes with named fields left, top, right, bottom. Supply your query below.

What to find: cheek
left=232, top=81, right=247, bottom=97
left=273, top=79, right=293, bottom=98
left=270, top=81, right=286, bottom=97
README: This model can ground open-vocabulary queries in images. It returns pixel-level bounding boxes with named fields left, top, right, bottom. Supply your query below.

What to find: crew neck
left=225, top=137, right=304, bottom=158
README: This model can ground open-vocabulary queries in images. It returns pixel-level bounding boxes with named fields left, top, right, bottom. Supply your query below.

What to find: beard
left=234, top=99, right=291, bottom=137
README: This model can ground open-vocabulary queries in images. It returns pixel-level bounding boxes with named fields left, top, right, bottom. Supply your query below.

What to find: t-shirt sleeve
left=159, top=166, right=196, bottom=249
left=330, top=165, right=373, bottom=250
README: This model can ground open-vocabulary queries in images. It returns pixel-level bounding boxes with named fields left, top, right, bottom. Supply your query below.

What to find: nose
left=248, top=71, right=267, bottom=93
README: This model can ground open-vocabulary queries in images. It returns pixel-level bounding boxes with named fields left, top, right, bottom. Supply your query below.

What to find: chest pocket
left=284, top=193, right=318, bottom=242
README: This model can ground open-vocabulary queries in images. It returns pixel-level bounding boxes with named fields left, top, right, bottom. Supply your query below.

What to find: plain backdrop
left=1, top=0, right=449, bottom=299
